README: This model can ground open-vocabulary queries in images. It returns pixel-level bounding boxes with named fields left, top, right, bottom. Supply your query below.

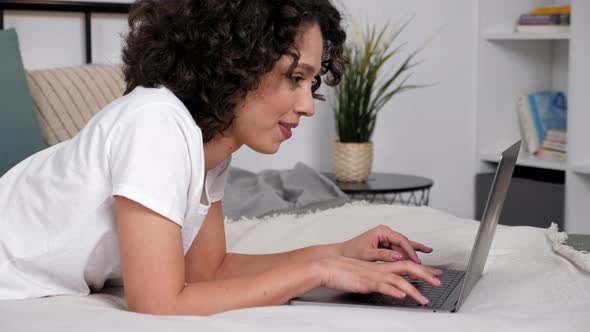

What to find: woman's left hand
left=338, top=225, right=433, bottom=264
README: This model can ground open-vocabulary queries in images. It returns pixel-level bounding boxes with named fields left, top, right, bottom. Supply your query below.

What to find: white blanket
left=1, top=203, right=589, bottom=332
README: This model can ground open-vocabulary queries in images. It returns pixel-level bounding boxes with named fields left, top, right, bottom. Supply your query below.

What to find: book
left=532, top=6, right=571, bottom=15
left=518, top=14, right=570, bottom=25
left=535, top=148, right=567, bottom=161
left=516, top=25, right=570, bottom=33
left=545, top=129, right=567, bottom=143
left=516, top=95, right=541, bottom=154
left=528, top=91, right=568, bottom=142
left=542, top=140, right=567, bottom=153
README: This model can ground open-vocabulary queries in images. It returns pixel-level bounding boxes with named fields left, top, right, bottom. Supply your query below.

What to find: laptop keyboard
left=366, top=270, right=465, bottom=309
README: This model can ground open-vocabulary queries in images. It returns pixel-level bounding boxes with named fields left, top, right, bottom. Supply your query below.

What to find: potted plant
left=332, top=20, right=430, bottom=182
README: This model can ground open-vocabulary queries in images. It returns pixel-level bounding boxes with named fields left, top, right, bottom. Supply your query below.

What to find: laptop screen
left=455, top=140, right=520, bottom=310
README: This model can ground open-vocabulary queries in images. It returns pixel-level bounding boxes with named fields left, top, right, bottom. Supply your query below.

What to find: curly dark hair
left=122, top=0, right=347, bottom=143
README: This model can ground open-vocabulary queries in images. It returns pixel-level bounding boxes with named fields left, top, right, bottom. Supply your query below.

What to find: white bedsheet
left=1, top=203, right=589, bottom=332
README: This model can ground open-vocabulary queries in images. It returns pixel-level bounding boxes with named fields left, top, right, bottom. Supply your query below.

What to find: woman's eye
left=290, top=76, right=304, bottom=84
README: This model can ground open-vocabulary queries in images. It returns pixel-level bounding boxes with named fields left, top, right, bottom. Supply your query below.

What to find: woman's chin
left=247, top=141, right=281, bottom=155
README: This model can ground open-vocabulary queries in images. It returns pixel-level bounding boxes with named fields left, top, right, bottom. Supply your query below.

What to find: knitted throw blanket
left=223, top=202, right=590, bottom=332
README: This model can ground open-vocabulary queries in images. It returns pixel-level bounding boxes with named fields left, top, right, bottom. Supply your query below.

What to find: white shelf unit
left=479, top=152, right=566, bottom=171
left=484, top=32, right=571, bottom=40
left=477, top=0, right=590, bottom=234
left=570, top=164, right=590, bottom=175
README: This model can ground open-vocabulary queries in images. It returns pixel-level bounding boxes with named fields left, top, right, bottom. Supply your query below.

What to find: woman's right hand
left=315, top=256, right=443, bottom=305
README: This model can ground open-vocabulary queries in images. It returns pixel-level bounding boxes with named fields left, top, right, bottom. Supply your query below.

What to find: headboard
left=0, top=0, right=131, bottom=64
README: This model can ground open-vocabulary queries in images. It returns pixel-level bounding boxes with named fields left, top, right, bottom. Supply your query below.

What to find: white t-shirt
left=0, top=86, right=230, bottom=300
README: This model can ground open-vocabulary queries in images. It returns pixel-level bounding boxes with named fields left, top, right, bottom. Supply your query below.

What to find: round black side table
left=323, top=172, right=434, bottom=206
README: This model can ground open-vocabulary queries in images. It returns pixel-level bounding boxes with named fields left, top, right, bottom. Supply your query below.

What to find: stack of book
left=537, top=129, right=567, bottom=161
left=516, top=5, right=571, bottom=33
left=516, top=91, right=568, bottom=161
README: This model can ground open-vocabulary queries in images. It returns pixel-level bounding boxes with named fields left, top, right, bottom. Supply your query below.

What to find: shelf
left=480, top=152, right=566, bottom=171
left=571, top=164, right=590, bottom=175
left=484, top=32, right=571, bottom=40
left=478, top=0, right=590, bottom=234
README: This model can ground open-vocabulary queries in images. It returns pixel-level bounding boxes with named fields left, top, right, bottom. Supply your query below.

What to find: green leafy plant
left=334, top=20, right=431, bottom=143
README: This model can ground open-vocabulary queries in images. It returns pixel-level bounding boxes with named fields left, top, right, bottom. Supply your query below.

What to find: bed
left=1, top=203, right=589, bottom=331
left=1, top=1, right=589, bottom=331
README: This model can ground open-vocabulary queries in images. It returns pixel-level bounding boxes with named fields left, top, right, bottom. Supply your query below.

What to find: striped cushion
left=26, top=64, right=125, bottom=146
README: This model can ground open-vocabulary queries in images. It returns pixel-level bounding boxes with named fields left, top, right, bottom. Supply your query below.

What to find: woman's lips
left=279, top=123, right=293, bottom=139
left=278, top=122, right=298, bottom=140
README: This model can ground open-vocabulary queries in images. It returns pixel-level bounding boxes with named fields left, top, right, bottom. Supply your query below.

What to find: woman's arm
left=185, top=202, right=432, bottom=282
left=184, top=201, right=341, bottom=282
left=115, top=196, right=322, bottom=315
left=116, top=196, right=442, bottom=315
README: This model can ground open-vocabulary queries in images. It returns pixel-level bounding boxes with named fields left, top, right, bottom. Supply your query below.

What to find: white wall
left=4, top=0, right=478, bottom=219
left=5, top=12, right=127, bottom=69
left=234, top=0, right=479, bottom=218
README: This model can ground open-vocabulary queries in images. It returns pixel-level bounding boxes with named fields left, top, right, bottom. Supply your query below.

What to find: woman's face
left=231, top=23, right=324, bottom=154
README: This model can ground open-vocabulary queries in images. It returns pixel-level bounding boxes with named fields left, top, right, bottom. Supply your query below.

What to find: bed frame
left=0, top=0, right=131, bottom=64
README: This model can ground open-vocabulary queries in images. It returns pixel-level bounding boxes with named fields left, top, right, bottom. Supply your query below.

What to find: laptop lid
left=454, top=140, right=521, bottom=311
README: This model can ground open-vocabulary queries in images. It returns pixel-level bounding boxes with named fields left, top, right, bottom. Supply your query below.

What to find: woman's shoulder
left=78, top=85, right=203, bottom=154
left=122, top=86, right=189, bottom=116
left=95, top=86, right=197, bottom=132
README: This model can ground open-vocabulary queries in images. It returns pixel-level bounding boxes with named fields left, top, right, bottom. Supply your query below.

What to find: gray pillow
left=222, top=162, right=349, bottom=220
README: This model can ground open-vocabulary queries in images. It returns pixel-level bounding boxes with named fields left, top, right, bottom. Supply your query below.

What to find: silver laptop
left=291, top=140, right=521, bottom=312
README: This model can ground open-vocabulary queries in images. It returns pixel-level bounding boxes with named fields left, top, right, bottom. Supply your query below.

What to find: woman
left=0, top=0, right=442, bottom=315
